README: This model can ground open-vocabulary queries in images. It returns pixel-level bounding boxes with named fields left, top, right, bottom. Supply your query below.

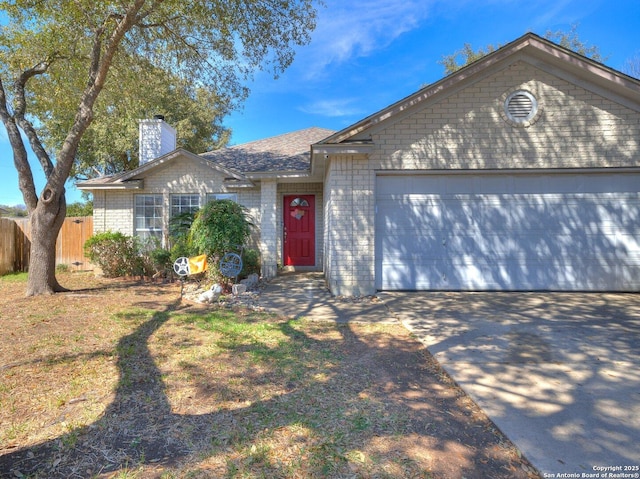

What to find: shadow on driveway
left=384, top=291, right=640, bottom=476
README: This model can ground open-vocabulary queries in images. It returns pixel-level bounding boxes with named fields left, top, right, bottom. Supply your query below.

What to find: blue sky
left=1, top=0, right=638, bottom=206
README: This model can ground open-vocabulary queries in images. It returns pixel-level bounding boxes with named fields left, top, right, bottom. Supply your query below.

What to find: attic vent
left=504, top=90, right=537, bottom=123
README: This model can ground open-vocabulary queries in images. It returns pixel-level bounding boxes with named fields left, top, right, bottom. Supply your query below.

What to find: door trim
left=283, top=194, right=316, bottom=267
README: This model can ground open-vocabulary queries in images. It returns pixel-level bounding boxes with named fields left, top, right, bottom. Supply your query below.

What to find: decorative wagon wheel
left=219, top=252, right=243, bottom=278
left=173, top=257, right=190, bottom=276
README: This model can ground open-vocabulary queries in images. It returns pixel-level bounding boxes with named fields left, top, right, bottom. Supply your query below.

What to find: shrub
left=84, top=232, right=139, bottom=277
left=241, top=249, right=261, bottom=278
left=149, top=248, right=172, bottom=273
left=170, top=238, right=197, bottom=264
left=189, top=200, right=252, bottom=276
left=169, top=211, right=196, bottom=243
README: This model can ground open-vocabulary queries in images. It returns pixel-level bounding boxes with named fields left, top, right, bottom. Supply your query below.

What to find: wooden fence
left=0, top=216, right=94, bottom=275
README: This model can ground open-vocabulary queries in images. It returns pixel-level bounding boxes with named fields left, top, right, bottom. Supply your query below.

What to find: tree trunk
left=25, top=187, right=68, bottom=296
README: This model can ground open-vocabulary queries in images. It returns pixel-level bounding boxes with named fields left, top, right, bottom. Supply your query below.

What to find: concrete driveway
left=383, top=292, right=640, bottom=476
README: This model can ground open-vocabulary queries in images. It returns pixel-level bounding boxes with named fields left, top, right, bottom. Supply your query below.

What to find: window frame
left=206, top=193, right=238, bottom=203
left=170, top=193, right=201, bottom=218
left=134, top=194, right=164, bottom=242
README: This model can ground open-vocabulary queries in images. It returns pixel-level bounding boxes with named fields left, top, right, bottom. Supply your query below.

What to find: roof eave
left=320, top=32, right=640, bottom=144
left=245, top=170, right=312, bottom=180
left=222, top=178, right=256, bottom=188
left=76, top=179, right=144, bottom=191
left=311, top=143, right=375, bottom=155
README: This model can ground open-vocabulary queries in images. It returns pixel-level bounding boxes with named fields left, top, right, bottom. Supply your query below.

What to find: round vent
left=504, top=90, right=537, bottom=123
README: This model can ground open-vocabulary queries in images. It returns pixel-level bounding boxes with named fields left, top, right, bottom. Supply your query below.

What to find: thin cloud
left=299, top=98, right=365, bottom=118
left=302, top=0, right=435, bottom=77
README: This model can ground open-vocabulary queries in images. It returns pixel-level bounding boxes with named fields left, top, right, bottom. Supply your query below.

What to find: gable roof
left=77, top=148, right=251, bottom=190
left=313, top=32, right=640, bottom=150
left=77, top=127, right=336, bottom=190
left=201, top=127, right=335, bottom=174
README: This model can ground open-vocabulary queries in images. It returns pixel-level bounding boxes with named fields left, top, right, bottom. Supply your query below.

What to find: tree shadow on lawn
left=0, top=297, right=538, bottom=478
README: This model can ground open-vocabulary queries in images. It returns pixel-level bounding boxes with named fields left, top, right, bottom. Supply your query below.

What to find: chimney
left=139, top=115, right=177, bottom=164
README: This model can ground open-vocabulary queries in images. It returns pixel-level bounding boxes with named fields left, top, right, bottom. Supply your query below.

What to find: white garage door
left=375, top=172, right=640, bottom=291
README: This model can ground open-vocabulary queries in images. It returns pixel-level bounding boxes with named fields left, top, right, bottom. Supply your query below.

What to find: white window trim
left=207, top=192, right=238, bottom=202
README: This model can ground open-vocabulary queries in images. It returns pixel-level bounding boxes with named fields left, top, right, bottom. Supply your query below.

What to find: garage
left=375, top=171, right=640, bottom=291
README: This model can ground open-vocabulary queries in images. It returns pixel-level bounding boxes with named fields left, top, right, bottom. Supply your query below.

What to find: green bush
left=169, top=211, right=196, bottom=243
left=149, top=248, right=172, bottom=272
left=170, top=238, right=197, bottom=264
left=241, top=249, right=261, bottom=278
left=84, top=232, right=140, bottom=277
left=189, top=200, right=252, bottom=277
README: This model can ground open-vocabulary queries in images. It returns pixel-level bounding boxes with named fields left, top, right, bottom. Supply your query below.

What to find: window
left=207, top=193, right=238, bottom=203
left=290, top=197, right=309, bottom=207
left=134, top=194, right=163, bottom=242
left=171, top=194, right=201, bottom=217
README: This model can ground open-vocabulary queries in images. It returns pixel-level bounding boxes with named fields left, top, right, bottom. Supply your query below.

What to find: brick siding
left=324, top=60, right=640, bottom=296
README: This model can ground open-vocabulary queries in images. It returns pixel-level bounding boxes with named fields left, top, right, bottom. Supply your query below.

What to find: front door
left=283, top=195, right=315, bottom=266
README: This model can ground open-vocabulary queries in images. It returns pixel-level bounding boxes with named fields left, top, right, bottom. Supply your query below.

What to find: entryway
left=283, top=195, right=315, bottom=267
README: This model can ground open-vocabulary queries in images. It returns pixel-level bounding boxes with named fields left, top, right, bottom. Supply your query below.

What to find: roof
left=77, top=148, right=250, bottom=189
left=201, top=127, right=335, bottom=173
left=77, top=127, right=336, bottom=190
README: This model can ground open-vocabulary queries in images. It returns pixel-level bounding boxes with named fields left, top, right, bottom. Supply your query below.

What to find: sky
left=1, top=0, right=639, bottom=206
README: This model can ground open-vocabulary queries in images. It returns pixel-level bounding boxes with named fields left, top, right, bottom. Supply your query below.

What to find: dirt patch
left=0, top=272, right=540, bottom=478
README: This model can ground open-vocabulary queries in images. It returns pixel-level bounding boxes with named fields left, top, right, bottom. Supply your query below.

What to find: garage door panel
left=379, top=254, right=640, bottom=290
left=376, top=173, right=640, bottom=291
left=380, top=195, right=640, bottom=230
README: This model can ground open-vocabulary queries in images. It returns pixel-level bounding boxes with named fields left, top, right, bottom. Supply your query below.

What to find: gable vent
left=507, top=94, right=532, bottom=118
left=504, top=90, right=537, bottom=123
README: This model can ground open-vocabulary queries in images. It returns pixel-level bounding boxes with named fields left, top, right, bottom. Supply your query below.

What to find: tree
left=40, top=60, right=233, bottom=180
left=623, top=54, right=640, bottom=79
left=439, top=25, right=607, bottom=75
left=0, top=204, right=28, bottom=217
left=438, top=42, right=499, bottom=76
left=66, top=200, right=93, bottom=217
left=0, top=0, right=318, bottom=296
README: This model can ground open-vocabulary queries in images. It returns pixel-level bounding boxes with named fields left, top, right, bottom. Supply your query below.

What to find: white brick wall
left=139, top=119, right=177, bottom=165
left=324, top=60, right=640, bottom=296
left=369, top=61, right=640, bottom=171
left=260, top=179, right=278, bottom=278
left=93, top=190, right=135, bottom=236
left=94, top=153, right=326, bottom=281
left=95, top=155, right=258, bottom=248
left=324, top=155, right=374, bottom=296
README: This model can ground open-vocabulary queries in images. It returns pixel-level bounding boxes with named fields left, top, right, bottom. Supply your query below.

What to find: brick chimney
left=139, top=115, right=177, bottom=164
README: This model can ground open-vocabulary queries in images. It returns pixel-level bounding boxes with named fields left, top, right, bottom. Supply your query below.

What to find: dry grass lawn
left=0, top=272, right=540, bottom=478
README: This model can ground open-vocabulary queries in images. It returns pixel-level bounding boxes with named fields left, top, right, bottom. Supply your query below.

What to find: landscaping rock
left=240, top=273, right=259, bottom=289
left=232, top=284, right=247, bottom=295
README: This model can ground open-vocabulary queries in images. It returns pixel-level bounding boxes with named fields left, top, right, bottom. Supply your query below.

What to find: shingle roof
left=77, top=127, right=335, bottom=190
left=201, top=127, right=335, bottom=173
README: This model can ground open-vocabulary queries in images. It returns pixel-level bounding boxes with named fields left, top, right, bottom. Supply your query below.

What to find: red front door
left=283, top=195, right=315, bottom=266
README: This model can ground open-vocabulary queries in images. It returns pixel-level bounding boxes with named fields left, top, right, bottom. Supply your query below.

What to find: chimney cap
left=153, top=114, right=165, bottom=120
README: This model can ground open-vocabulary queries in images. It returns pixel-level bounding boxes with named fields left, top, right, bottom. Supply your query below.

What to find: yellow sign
left=188, top=254, right=208, bottom=274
